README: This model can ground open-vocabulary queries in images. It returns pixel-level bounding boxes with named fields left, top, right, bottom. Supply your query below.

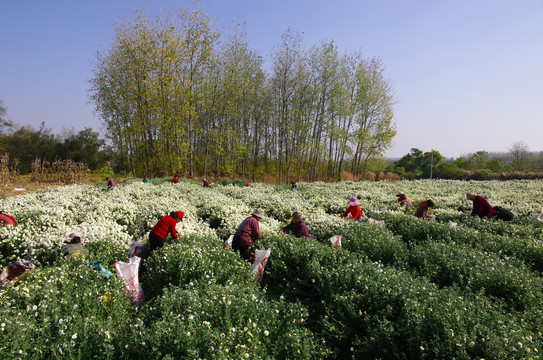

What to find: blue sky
left=1, top=0, right=542, bottom=158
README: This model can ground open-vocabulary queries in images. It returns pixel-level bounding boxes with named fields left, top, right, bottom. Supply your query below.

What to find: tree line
left=388, top=144, right=543, bottom=180
left=0, top=118, right=106, bottom=174
left=88, top=8, right=396, bottom=182
left=2, top=98, right=541, bottom=181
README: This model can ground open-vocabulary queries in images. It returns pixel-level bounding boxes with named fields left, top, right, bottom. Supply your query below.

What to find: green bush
left=94, top=163, right=114, bottom=178
left=311, top=220, right=409, bottom=267
left=258, top=235, right=542, bottom=359
left=373, top=212, right=543, bottom=273
left=408, top=241, right=543, bottom=311
left=0, top=259, right=134, bottom=358
left=140, top=237, right=255, bottom=300
left=133, top=283, right=322, bottom=359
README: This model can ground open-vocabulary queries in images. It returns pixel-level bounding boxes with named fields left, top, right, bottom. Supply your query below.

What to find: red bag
left=0, top=259, right=35, bottom=287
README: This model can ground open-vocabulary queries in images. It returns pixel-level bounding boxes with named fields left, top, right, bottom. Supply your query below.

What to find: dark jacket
left=414, top=200, right=431, bottom=220
left=495, top=208, right=514, bottom=221
left=281, top=219, right=311, bottom=238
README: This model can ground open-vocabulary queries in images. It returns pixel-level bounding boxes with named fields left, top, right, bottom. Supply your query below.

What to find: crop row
left=1, top=179, right=543, bottom=358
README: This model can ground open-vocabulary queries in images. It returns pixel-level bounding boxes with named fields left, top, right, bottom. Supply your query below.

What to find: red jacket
left=151, top=216, right=178, bottom=239
left=0, top=213, right=17, bottom=226
left=341, top=205, right=363, bottom=220
left=235, top=216, right=261, bottom=248
left=471, top=195, right=494, bottom=219
left=172, top=177, right=179, bottom=184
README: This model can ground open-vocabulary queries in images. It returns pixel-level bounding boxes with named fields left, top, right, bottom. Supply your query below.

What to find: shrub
left=0, top=259, right=134, bottom=358
left=140, top=237, right=254, bottom=300
left=408, top=241, right=543, bottom=311
left=133, top=283, right=322, bottom=359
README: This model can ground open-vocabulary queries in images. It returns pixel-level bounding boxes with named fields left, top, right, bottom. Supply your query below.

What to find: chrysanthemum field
left=1, top=179, right=543, bottom=359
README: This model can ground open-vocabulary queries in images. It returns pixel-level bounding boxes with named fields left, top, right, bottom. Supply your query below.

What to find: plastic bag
left=88, top=260, right=113, bottom=278
left=226, top=235, right=234, bottom=249
left=330, top=235, right=342, bottom=248
left=367, top=218, right=385, bottom=226
left=532, top=213, right=543, bottom=222
left=0, top=259, right=35, bottom=288
left=129, top=240, right=143, bottom=257
left=252, top=248, right=271, bottom=283
left=115, top=256, right=144, bottom=305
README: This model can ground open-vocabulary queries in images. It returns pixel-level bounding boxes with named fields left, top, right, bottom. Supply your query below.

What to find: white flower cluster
left=1, top=179, right=542, bottom=265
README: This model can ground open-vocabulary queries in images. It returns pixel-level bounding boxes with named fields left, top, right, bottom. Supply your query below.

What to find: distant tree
left=451, top=156, right=468, bottom=169
left=0, top=99, right=13, bottom=133
left=467, top=150, right=489, bottom=170
left=509, top=141, right=529, bottom=170
left=394, top=148, right=444, bottom=178
left=509, top=141, right=529, bottom=159
left=58, top=128, right=106, bottom=170
left=487, top=158, right=505, bottom=172
left=395, top=148, right=423, bottom=177
left=1, top=122, right=58, bottom=173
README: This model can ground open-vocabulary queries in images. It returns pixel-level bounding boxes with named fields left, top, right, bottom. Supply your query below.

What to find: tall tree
left=89, top=8, right=397, bottom=180
left=0, top=99, right=11, bottom=131
left=307, top=40, right=341, bottom=180
left=270, top=28, right=307, bottom=183
left=509, top=141, right=529, bottom=171
left=351, top=56, right=396, bottom=176
left=176, top=8, right=219, bottom=176
left=89, top=8, right=218, bottom=176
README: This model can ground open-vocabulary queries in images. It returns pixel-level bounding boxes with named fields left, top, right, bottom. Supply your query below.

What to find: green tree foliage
left=0, top=99, right=12, bottom=133
left=392, top=147, right=542, bottom=180
left=0, top=122, right=58, bottom=173
left=393, top=148, right=445, bottom=179
left=467, top=150, right=489, bottom=170
left=58, top=128, right=107, bottom=170
left=89, top=8, right=397, bottom=180
left=0, top=123, right=106, bottom=174
left=90, top=9, right=219, bottom=177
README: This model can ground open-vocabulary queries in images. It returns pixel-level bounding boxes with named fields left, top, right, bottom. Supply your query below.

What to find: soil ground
left=0, top=175, right=102, bottom=200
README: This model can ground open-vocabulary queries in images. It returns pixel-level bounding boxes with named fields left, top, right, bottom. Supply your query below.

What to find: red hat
left=176, top=211, right=184, bottom=221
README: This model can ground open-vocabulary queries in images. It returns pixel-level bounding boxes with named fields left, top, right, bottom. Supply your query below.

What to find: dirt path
left=1, top=176, right=101, bottom=200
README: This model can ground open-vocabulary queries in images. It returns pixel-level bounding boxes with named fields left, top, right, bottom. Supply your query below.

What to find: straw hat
left=252, top=208, right=265, bottom=218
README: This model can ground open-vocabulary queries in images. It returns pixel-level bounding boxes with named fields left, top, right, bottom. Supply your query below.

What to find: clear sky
left=1, top=0, right=542, bottom=159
